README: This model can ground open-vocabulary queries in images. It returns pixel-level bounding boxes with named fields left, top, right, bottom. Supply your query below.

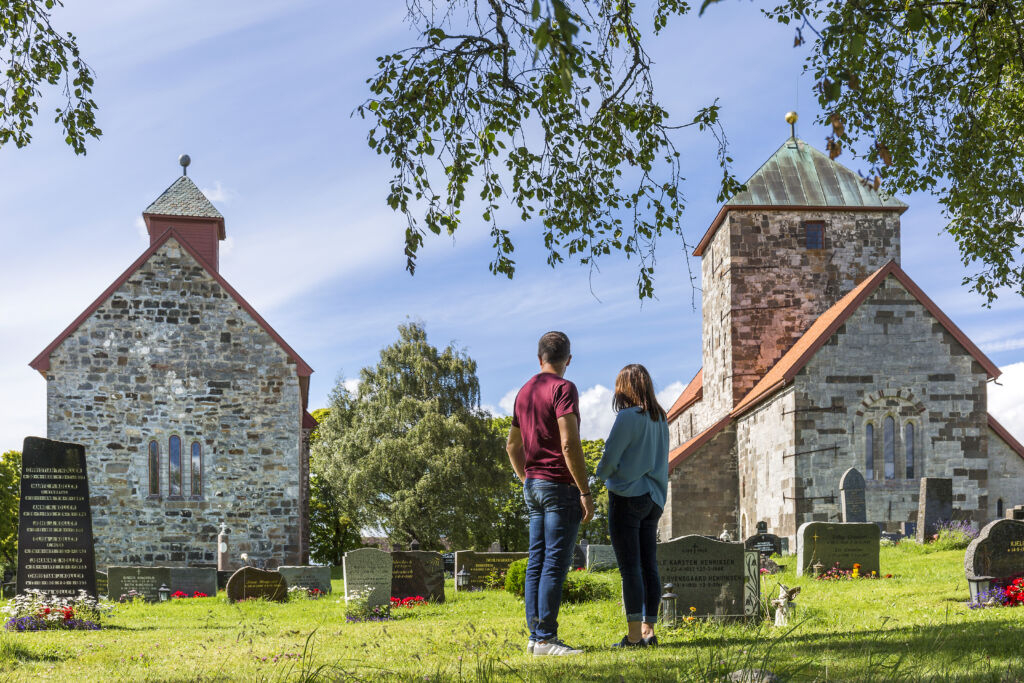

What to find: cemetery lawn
left=2, top=545, right=1023, bottom=682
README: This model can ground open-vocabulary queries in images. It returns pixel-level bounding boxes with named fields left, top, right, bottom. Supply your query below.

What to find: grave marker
left=744, top=521, right=782, bottom=558
left=656, top=535, right=757, bottom=619
left=964, top=518, right=1024, bottom=588
left=391, top=551, right=445, bottom=602
left=278, top=566, right=332, bottom=594
left=585, top=544, right=618, bottom=571
left=170, top=568, right=218, bottom=597
left=225, top=567, right=288, bottom=603
left=15, top=437, right=97, bottom=597
left=839, top=468, right=867, bottom=523
left=108, top=567, right=171, bottom=601
left=796, top=522, right=880, bottom=576
left=343, top=548, right=393, bottom=607
left=916, top=477, right=953, bottom=543
left=453, top=551, right=528, bottom=590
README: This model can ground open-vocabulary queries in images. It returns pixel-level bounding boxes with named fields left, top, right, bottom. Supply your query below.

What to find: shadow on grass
left=0, top=638, right=68, bottom=664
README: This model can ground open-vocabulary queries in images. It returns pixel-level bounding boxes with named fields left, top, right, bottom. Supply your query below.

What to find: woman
left=596, top=364, right=669, bottom=648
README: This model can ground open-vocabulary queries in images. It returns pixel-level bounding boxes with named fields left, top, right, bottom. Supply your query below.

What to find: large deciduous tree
left=1, top=0, right=100, bottom=153
left=0, top=450, right=21, bottom=571
left=312, top=323, right=506, bottom=550
left=307, top=408, right=361, bottom=565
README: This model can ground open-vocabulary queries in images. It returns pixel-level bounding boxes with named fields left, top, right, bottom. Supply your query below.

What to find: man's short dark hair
left=538, top=331, right=571, bottom=365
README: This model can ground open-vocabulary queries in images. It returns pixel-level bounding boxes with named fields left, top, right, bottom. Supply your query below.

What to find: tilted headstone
left=796, top=522, right=880, bottom=576
left=453, top=551, right=528, bottom=590
left=839, top=468, right=867, bottom=523
left=585, top=544, right=618, bottom=571
left=225, top=567, right=288, bottom=603
left=916, top=477, right=953, bottom=543
left=170, top=568, right=218, bottom=597
left=656, top=535, right=754, bottom=619
left=108, top=567, right=172, bottom=601
left=965, top=519, right=1024, bottom=583
left=343, top=548, right=393, bottom=607
left=16, top=437, right=97, bottom=597
left=391, top=551, right=445, bottom=603
left=278, top=566, right=332, bottom=594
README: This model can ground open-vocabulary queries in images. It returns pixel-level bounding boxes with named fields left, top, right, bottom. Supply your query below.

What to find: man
left=506, top=331, right=595, bottom=656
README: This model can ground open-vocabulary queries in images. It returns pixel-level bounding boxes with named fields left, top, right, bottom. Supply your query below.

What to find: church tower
left=694, top=121, right=907, bottom=415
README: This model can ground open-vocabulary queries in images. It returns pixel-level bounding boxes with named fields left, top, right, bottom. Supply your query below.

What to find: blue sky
left=1, top=0, right=1022, bottom=451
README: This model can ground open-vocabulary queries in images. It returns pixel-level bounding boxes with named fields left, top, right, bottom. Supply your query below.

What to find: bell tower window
left=804, top=221, right=825, bottom=250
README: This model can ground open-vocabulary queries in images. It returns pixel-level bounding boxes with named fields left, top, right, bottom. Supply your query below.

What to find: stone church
left=661, top=130, right=1024, bottom=547
left=29, top=164, right=315, bottom=568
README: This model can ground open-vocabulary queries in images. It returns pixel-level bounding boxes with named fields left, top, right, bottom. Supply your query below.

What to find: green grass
left=1, top=544, right=1022, bottom=681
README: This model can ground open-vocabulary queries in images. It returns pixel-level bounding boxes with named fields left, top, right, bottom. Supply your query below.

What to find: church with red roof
left=29, top=160, right=315, bottom=569
left=661, top=125, right=1024, bottom=546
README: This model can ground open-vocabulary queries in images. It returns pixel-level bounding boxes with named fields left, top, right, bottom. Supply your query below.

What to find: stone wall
left=792, top=275, right=990, bottom=529
left=45, top=238, right=304, bottom=568
left=735, top=387, right=796, bottom=541
left=700, top=221, right=734, bottom=420
left=988, top=428, right=1024, bottom=520
left=726, top=209, right=900, bottom=405
left=659, top=424, right=738, bottom=540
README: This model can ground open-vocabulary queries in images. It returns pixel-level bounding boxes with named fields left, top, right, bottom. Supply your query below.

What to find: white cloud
left=982, top=338, right=1024, bottom=354
left=200, top=181, right=233, bottom=204
left=497, top=389, right=517, bottom=415
left=135, top=216, right=147, bottom=240
left=989, top=362, right=1024, bottom=438
left=343, top=378, right=361, bottom=394
left=578, top=384, right=615, bottom=441
left=657, top=381, right=685, bottom=412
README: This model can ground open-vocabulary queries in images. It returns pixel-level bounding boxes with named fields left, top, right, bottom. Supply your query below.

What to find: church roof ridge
left=693, top=137, right=908, bottom=256
left=729, top=261, right=1000, bottom=418
left=144, top=175, right=224, bottom=220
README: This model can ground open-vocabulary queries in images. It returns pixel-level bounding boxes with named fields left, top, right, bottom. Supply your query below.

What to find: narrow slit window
left=148, top=441, right=160, bottom=496
left=997, top=498, right=1004, bottom=518
left=865, top=423, right=874, bottom=480
left=169, top=435, right=182, bottom=497
left=884, top=417, right=895, bottom=479
left=805, top=221, right=825, bottom=250
left=191, top=442, right=202, bottom=497
left=904, top=422, right=915, bottom=479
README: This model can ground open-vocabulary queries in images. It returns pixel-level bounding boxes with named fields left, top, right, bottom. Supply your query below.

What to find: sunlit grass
left=1, top=543, right=1022, bottom=681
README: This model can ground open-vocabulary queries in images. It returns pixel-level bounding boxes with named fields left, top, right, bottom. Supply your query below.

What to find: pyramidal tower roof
left=726, top=137, right=907, bottom=210
left=143, top=175, right=223, bottom=219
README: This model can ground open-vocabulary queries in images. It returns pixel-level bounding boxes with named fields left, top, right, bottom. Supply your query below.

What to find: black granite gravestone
left=916, top=478, right=953, bottom=543
left=453, top=551, right=528, bottom=590
left=744, top=521, right=782, bottom=558
left=391, top=551, right=445, bottom=602
left=964, top=519, right=1024, bottom=582
left=16, top=437, right=97, bottom=597
left=839, top=468, right=867, bottom=523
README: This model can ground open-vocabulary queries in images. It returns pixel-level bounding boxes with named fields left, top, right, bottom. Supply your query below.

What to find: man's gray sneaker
left=533, top=639, right=583, bottom=656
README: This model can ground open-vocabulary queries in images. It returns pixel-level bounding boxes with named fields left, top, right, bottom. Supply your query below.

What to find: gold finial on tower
left=785, top=111, right=798, bottom=139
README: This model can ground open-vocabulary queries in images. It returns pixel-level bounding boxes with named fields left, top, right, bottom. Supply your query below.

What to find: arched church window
left=191, top=442, right=202, bottom=498
left=148, top=441, right=160, bottom=496
left=904, top=422, right=915, bottom=478
left=884, top=417, right=896, bottom=479
left=997, top=498, right=1004, bottom=518
left=865, top=423, right=875, bottom=479
left=169, top=435, right=182, bottom=497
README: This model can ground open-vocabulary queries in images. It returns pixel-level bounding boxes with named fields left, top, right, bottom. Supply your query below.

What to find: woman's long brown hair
left=613, top=364, right=667, bottom=422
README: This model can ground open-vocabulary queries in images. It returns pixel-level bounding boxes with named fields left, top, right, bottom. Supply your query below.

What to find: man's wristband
left=580, top=491, right=592, bottom=498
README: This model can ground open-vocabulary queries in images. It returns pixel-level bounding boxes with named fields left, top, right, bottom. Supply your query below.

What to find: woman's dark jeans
left=608, top=491, right=663, bottom=624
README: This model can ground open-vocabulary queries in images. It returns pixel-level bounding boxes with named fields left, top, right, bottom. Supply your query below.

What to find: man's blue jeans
left=523, top=478, right=582, bottom=642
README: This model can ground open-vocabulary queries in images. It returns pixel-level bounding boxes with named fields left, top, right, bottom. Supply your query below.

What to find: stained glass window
left=148, top=441, right=160, bottom=496
left=884, top=417, right=895, bottom=479
left=169, top=435, right=181, bottom=497
left=191, top=442, right=202, bottom=497
left=865, top=423, right=874, bottom=480
left=904, top=422, right=915, bottom=479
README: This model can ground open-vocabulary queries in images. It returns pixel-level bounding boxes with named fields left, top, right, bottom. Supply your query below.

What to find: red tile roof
left=730, top=260, right=1001, bottom=417
left=667, top=369, right=703, bottom=421
left=29, top=227, right=313, bottom=403
left=988, top=414, right=1024, bottom=461
left=668, top=415, right=732, bottom=470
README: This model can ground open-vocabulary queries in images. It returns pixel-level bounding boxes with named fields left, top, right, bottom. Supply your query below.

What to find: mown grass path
left=1, top=545, right=1022, bottom=681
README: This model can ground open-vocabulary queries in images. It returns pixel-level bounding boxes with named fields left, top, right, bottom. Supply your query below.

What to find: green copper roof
left=144, top=175, right=223, bottom=219
left=726, top=137, right=906, bottom=209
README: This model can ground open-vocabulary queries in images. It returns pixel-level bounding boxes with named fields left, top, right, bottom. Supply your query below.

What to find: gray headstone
left=278, top=566, right=332, bottom=594
left=391, top=551, right=445, bottom=602
left=169, top=567, right=218, bottom=597
left=916, top=478, right=953, bottom=543
left=108, top=567, right=172, bottom=602
left=656, top=535, right=748, bottom=618
left=343, top=548, right=393, bottom=607
left=796, top=522, right=880, bottom=576
left=965, top=518, right=1024, bottom=580
left=16, top=437, right=97, bottom=598
left=453, top=551, right=528, bottom=590
left=779, top=538, right=790, bottom=555
left=585, top=544, right=618, bottom=571
left=839, top=468, right=867, bottom=523
left=225, top=567, right=287, bottom=603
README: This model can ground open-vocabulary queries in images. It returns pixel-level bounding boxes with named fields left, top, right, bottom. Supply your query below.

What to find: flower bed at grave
left=287, top=586, right=324, bottom=600
left=390, top=596, right=427, bottom=609
left=969, top=577, right=1024, bottom=609
left=171, top=591, right=209, bottom=599
left=2, top=590, right=110, bottom=631
left=815, top=563, right=893, bottom=581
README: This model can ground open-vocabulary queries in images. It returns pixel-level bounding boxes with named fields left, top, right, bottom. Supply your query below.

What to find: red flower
left=193, top=592, right=208, bottom=598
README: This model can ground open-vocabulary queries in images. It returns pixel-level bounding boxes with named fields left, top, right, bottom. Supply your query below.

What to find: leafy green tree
left=579, top=438, right=610, bottom=545
left=0, top=450, right=21, bottom=571
left=1, top=0, right=100, bottom=153
left=307, top=408, right=361, bottom=565
left=313, top=322, right=506, bottom=550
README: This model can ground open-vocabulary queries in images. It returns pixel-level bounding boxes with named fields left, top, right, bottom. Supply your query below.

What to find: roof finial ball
left=179, top=153, right=191, bottom=177
left=785, top=111, right=798, bottom=139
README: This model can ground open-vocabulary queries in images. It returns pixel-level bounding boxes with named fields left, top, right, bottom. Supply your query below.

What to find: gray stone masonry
left=660, top=423, right=738, bottom=541
left=46, top=238, right=304, bottom=568
left=736, top=388, right=796, bottom=541
left=988, top=428, right=1024, bottom=518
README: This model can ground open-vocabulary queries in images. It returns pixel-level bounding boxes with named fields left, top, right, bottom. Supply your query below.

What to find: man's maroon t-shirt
left=511, top=372, right=580, bottom=484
